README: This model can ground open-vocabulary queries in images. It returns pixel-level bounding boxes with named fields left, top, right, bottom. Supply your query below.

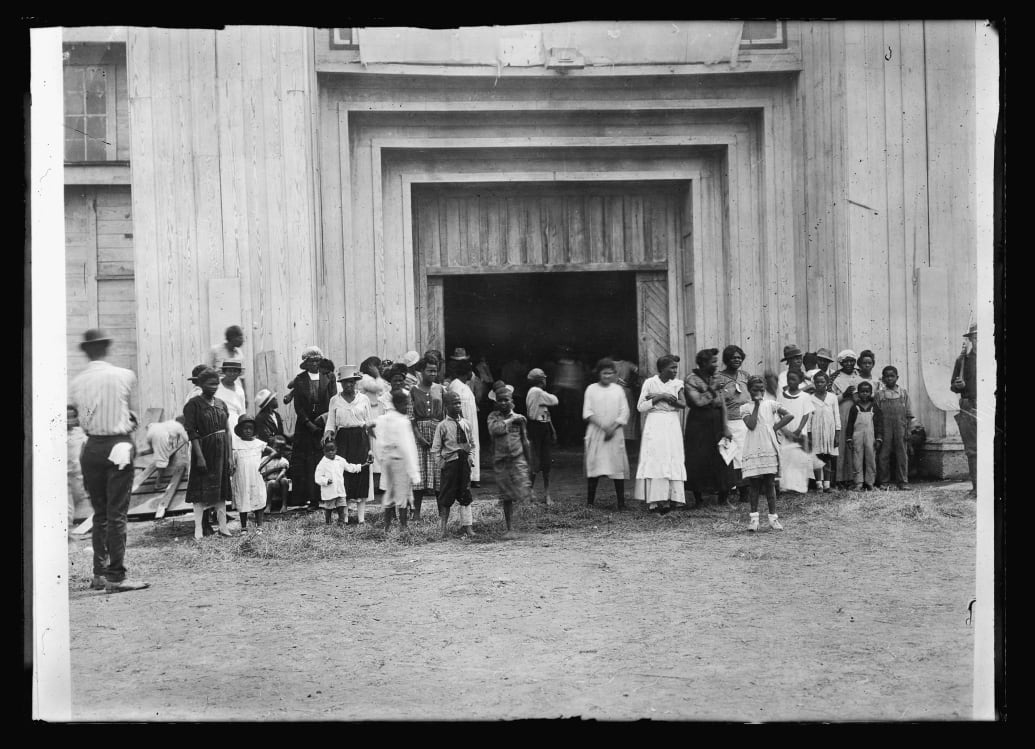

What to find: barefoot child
left=525, top=367, right=559, bottom=504
left=741, top=375, right=794, bottom=531
left=875, top=365, right=915, bottom=490
left=808, top=371, right=841, bottom=493
left=184, top=367, right=234, bottom=539
left=432, top=391, right=476, bottom=538
left=487, top=383, right=532, bottom=535
left=232, top=416, right=270, bottom=532
left=845, top=380, right=883, bottom=490
left=583, top=358, right=630, bottom=510
left=314, top=441, right=365, bottom=525
left=372, top=389, right=420, bottom=531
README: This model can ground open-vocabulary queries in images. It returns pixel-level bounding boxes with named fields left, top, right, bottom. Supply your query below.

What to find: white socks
left=357, top=500, right=366, bottom=524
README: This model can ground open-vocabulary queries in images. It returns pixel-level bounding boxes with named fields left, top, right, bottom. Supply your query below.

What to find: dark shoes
left=105, top=579, right=150, bottom=594
left=89, top=575, right=107, bottom=590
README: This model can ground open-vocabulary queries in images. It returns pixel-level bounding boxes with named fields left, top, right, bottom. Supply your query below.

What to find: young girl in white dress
left=633, top=355, right=687, bottom=514
left=741, top=376, right=794, bottom=531
left=231, top=416, right=270, bottom=533
left=777, top=368, right=818, bottom=494
left=582, top=358, right=630, bottom=510
left=808, top=371, right=841, bottom=492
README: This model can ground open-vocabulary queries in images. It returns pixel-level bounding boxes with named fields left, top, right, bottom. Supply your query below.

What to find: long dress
left=448, top=378, right=481, bottom=483
left=410, top=382, right=445, bottom=492
left=290, top=371, right=337, bottom=507
left=778, top=389, right=817, bottom=493
left=809, top=391, right=841, bottom=457
left=683, top=371, right=727, bottom=494
left=582, top=382, right=630, bottom=479
left=231, top=434, right=268, bottom=513
left=715, top=368, right=751, bottom=487
left=184, top=395, right=231, bottom=507
left=830, top=370, right=864, bottom=483
left=633, top=376, right=686, bottom=505
left=325, top=393, right=372, bottom=499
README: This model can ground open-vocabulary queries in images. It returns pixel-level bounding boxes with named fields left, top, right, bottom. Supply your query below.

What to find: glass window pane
left=86, top=116, right=107, bottom=141
left=65, top=136, right=84, bottom=162
left=86, top=138, right=107, bottom=161
left=64, top=67, right=84, bottom=92
left=742, top=21, right=778, bottom=41
left=64, top=90, right=83, bottom=115
left=85, top=89, right=106, bottom=114
left=66, top=116, right=84, bottom=136
left=85, top=67, right=107, bottom=94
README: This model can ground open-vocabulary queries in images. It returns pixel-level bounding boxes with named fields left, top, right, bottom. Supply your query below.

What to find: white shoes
left=768, top=514, right=784, bottom=530
left=748, top=512, right=759, bottom=532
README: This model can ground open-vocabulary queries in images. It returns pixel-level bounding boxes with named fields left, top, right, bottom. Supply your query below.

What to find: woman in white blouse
left=633, top=354, right=687, bottom=514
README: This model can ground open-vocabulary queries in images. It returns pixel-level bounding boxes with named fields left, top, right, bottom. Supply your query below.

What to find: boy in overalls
left=875, top=365, right=915, bottom=490
left=844, top=381, right=883, bottom=491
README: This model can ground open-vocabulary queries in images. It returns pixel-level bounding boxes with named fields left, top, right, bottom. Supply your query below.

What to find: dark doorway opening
left=443, top=271, right=638, bottom=446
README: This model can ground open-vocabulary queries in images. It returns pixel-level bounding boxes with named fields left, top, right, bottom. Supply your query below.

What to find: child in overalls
left=844, top=380, right=883, bottom=491
left=875, top=365, right=915, bottom=490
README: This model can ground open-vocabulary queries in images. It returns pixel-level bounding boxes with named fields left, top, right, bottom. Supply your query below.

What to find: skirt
left=413, top=419, right=441, bottom=492
left=634, top=410, right=686, bottom=504
left=724, top=418, right=748, bottom=487
left=683, top=405, right=726, bottom=493
left=333, top=426, right=371, bottom=499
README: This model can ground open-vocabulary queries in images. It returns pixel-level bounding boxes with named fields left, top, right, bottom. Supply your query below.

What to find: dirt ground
left=66, top=450, right=977, bottom=722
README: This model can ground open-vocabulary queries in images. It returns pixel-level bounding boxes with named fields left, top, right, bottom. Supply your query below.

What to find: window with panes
left=64, top=64, right=116, bottom=161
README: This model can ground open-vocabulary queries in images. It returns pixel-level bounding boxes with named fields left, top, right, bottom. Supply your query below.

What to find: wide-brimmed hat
left=336, top=364, right=361, bottom=382
left=781, top=344, right=803, bottom=362
left=299, top=346, right=324, bottom=367
left=527, top=368, right=547, bottom=381
left=836, top=349, right=858, bottom=364
left=79, top=328, right=112, bottom=349
left=815, top=347, right=834, bottom=363
left=964, top=323, right=977, bottom=338
left=187, top=363, right=208, bottom=382
left=254, top=388, right=277, bottom=411
left=450, top=347, right=470, bottom=361
left=219, top=357, right=244, bottom=371
left=400, top=350, right=420, bottom=368
left=233, top=415, right=256, bottom=438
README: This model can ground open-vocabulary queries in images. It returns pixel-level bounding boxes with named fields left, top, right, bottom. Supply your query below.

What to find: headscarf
left=836, top=349, right=858, bottom=364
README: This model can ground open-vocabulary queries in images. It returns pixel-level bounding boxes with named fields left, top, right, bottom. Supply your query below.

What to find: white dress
left=633, top=376, right=686, bottom=504
left=231, top=435, right=268, bottom=513
left=778, top=389, right=820, bottom=493
left=583, top=382, right=630, bottom=478
left=448, top=378, right=481, bottom=482
left=360, top=374, right=390, bottom=473
left=808, top=391, right=841, bottom=456
left=216, top=381, right=246, bottom=431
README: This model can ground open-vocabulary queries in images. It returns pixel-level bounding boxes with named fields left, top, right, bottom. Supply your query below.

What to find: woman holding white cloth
left=633, top=354, right=687, bottom=514
left=714, top=345, right=752, bottom=502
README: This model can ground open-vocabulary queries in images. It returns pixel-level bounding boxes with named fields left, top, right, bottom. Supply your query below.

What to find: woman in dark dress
left=713, top=345, right=752, bottom=501
left=683, top=348, right=731, bottom=507
left=289, top=346, right=337, bottom=509
left=184, top=367, right=233, bottom=538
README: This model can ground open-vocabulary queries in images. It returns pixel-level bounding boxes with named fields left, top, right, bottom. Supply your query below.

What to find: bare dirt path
left=67, top=477, right=976, bottom=722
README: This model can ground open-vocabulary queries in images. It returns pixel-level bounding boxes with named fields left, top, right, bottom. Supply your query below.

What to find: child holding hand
left=741, top=375, right=794, bottom=531
left=845, top=380, right=883, bottom=490
left=314, top=441, right=366, bottom=526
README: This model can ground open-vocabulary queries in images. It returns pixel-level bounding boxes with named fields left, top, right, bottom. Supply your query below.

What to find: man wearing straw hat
left=69, top=329, right=150, bottom=593
left=950, top=323, right=978, bottom=496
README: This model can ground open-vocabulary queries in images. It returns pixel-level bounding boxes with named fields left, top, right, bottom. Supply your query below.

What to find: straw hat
left=336, top=364, right=362, bottom=381
left=299, top=346, right=324, bottom=368
left=254, top=388, right=277, bottom=411
left=219, top=357, right=244, bottom=371
left=400, top=350, right=420, bottom=368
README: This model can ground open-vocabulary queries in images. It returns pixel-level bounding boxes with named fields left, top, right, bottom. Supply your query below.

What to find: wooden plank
left=242, top=27, right=270, bottom=374
left=208, top=278, right=243, bottom=358
left=882, top=21, right=908, bottom=384
left=624, top=195, right=645, bottom=264
left=636, top=271, right=670, bottom=378
left=426, top=276, right=444, bottom=354
left=485, top=196, right=502, bottom=267
left=96, top=219, right=134, bottom=235
left=505, top=196, right=523, bottom=265
left=64, top=164, right=132, bottom=186
left=544, top=197, right=566, bottom=265
left=567, top=195, right=587, bottom=264
left=116, top=58, right=131, bottom=160
left=85, top=192, right=99, bottom=329
left=426, top=261, right=668, bottom=275
left=252, top=349, right=288, bottom=410
left=131, top=461, right=161, bottom=492
left=444, top=197, right=462, bottom=268
left=153, top=464, right=188, bottom=519
left=586, top=195, right=605, bottom=264
left=605, top=195, right=623, bottom=264
left=525, top=198, right=543, bottom=265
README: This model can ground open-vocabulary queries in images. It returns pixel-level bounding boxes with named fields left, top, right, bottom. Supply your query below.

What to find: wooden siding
left=66, top=186, right=137, bottom=388
left=128, top=27, right=320, bottom=422
left=413, top=184, right=680, bottom=273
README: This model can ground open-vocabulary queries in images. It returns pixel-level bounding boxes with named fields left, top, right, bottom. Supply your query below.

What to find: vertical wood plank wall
left=796, top=20, right=977, bottom=437
left=128, top=27, right=320, bottom=420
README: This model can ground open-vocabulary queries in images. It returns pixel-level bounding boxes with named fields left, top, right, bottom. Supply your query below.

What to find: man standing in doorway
left=69, top=329, right=150, bottom=593
left=950, top=322, right=978, bottom=497
left=207, top=325, right=247, bottom=399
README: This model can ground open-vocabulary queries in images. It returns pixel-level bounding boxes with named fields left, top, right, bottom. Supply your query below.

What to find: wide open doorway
left=443, top=271, right=638, bottom=447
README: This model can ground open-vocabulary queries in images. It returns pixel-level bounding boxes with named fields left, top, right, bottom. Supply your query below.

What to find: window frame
left=739, top=20, right=788, bottom=50
left=64, top=63, right=118, bottom=163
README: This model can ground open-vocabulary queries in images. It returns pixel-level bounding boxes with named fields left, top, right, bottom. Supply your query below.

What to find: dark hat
left=79, top=328, right=112, bottom=349
left=233, top=415, right=257, bottom=438
left=187, top=363, right=208, bottom=382
left=450, top=347, right=470, bottom=361
left=964, top=323, right=977, bottom=338
left=781, top=344, right=804, bottom=362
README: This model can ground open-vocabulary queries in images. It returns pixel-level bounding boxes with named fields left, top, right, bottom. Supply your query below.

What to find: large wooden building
left=62, top=22, right=988, bottom=468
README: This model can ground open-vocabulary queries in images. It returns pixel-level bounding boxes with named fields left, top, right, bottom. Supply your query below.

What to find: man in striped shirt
left=69, top=329, right=150, bottom=594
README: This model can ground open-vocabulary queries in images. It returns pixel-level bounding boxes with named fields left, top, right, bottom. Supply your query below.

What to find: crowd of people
left=67, top=321, right=979, bottom=594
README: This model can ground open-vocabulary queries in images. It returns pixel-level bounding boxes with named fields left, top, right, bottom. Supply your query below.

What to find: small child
left=875, top=365, right=915, bottom=490
left=845, top=380, right=883, bottom=490
left=432, top=391, right=476, bottom=538
left=232, top=416, right=271, bottom=532
left=146, top=415, right=189, bottom=492
left=260, top=436, right=292, bottom=513
left=741, top=375, right=794, bottom=531
left=808, top=371, right=841, bottom=492
left=777, top=368, right=815, bottom=494
left=314, top=441, right=365, bottom=525
left=372, top=389, right=420, bottom=531
left=525, top=368, right=559, bottom=504
left=486, top=382, right=532, bottom=536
